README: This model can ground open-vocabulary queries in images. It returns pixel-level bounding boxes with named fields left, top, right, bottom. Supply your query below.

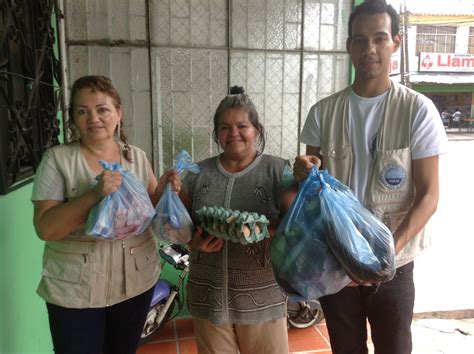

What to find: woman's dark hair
left=67, top=75, right=132, bottom=162
left=348, top=0, right=400, bottom=38
left=212, top=85, right=266, bottom=154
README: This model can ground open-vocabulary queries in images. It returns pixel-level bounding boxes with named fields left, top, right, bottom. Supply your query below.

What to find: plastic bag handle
left=283, top=166, right=319, bottom=233
left=314, top=167, right=333, bottom=192
left=99, top=160, right=126, bottom=174
left=174, top=150, right=200, bottom=175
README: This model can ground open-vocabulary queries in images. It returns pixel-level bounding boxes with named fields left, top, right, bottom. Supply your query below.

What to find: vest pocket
left=42, top=246, right=88, bottom=283
left=124, top=237, right=159, bottom=296
left=320, top=145, right=352, bottom=184
left=320, top=145, right=351, bottom=160
left=372, top=147, right=411, bottom=193
left=40, top=246, right=91, bottom=307
left=133, top=241, right=159, bottom=271
left=380, top=210, right=408, bottom=233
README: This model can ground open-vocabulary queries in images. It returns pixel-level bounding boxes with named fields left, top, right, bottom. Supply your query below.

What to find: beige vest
left=37, top=142, right=160, bottom=308
left=318, top=82, right=427, bottom=267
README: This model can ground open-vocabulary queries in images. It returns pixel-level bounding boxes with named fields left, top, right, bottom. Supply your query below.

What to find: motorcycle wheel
left=287, top=300, right=324, bottom=329
left=139, top=299, right=176, bottom=345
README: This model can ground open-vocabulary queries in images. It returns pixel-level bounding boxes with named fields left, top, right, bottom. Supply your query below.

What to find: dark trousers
left=319, top=262, right=415, bottom=354
left=46, top=287, right=154, bottom=354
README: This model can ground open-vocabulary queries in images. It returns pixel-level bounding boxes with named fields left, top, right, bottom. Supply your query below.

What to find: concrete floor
left=410, top=317, right=474, bottom=354
left=413, top=134, right=474, bottom=315
left=139, top=133, right=474, bottom=354
left=408, top=133, right=474, bottom=353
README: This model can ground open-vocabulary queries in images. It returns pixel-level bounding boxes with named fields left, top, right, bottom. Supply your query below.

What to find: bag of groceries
left=86, top=161, right=155, bottom=239
left=318, top=170, right=396, bottom=284
left=271, top=166, right=397, bottom=300
left=270, top=167, right=351, bottom=300
left=153, top=150, right=200, bottom=244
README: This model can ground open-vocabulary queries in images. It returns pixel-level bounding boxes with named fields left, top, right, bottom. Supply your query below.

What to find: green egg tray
left=195, top=206, right=270, bottom=244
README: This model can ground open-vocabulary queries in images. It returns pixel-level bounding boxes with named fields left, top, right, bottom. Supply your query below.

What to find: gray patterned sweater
left=184, top=154, right=289, bottom=325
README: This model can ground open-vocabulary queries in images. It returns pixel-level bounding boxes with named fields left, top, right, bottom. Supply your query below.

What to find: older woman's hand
left=188, top=226, right=224, bottom=253
left=94, top=170, right=123, bottom=199
left=155, top=169, right=182, bottom=200
left=293, top=155, right=321, bottom=182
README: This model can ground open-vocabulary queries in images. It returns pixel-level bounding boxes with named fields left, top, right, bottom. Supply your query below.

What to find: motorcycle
left=286, top=298, right=324, bottom=329
left=140, top=243, right=189, bottom=344
left=140, top=244, right=324, bottom=344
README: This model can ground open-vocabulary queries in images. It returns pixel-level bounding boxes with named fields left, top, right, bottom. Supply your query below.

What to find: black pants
left=46, top=287, right=154, bottom=354
left=319, top=262, right=415, bottom=354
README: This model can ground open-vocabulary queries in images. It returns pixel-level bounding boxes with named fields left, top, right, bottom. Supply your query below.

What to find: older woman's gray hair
left=212, top=85, right=266, bottom=154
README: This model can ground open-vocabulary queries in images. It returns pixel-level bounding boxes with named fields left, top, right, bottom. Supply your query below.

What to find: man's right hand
left=293, top=155, right=321, bottom=182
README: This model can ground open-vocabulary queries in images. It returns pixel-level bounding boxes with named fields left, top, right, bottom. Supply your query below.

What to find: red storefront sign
left=419, top=52, right=474, bottom=72
left=389, top=51, right=401, bottom=75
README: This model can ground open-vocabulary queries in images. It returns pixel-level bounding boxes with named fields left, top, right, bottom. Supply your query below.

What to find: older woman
left=175, top=86, right=293, bottom=354
left=32, top=75, right=173, bottom=354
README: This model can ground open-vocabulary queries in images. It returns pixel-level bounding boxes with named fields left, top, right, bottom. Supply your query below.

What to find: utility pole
left=399, top=0, right=410, bottom=87
left=399, top=1, right=406, bottom=85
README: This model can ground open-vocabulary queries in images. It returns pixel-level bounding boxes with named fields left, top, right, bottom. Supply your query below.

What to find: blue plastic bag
left=318, top=170, right=396, bottom=284
left=152, top=150, right=200, bottom=244
left=86, top=161, right=156, bottom=239
left=270, top=168, right=351, bottom=301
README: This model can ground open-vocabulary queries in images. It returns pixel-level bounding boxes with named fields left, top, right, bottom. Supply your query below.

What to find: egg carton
left=195, top=206, right=270, bottom=244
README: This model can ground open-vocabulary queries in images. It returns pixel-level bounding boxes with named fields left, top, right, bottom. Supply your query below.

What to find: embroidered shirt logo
left=380, top=164, right=406, bottom=190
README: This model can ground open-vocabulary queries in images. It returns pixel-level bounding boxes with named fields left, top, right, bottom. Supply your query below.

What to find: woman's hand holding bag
left=153, top=150, right=200, bottom=244
left=86, top=160, right=156, bottom=239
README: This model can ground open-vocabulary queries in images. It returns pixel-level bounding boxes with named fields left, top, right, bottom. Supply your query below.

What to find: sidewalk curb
left=446, top=131, right=474, bottom=141
left=414, top=309, right=474, bottom=320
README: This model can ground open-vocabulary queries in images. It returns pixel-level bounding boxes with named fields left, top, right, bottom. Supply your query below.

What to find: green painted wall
left=0, top=185, right=53, bottom=354
left=0, top=185, right=188, bottom=354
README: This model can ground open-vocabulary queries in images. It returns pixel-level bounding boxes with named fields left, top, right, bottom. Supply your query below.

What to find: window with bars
left=469, top=27, right=474, bottom=54
left=416, top=25, right=456, bottom=54
left=151, top=0, right=351, bottom=172
left=62, top=0, right=352, bottom=174
left=0, top=0, right=61, bottom=195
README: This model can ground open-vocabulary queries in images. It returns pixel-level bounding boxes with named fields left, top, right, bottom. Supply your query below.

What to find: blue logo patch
left=380, top=164, right=406, bottom=190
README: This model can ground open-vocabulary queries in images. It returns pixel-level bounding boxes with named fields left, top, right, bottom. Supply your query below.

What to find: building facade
left=391, top=12, right=474, bottom=119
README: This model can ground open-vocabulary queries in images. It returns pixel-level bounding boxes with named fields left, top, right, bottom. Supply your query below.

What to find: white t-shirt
left=300, top=86, right=449, bottom=201
left=452, top=110, right=462, bottom=122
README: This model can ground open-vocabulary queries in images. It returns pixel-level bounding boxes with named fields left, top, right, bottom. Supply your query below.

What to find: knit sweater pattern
left=184, top=154, right=288, bottom=325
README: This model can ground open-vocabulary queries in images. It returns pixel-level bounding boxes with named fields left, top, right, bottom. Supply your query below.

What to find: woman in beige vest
left=32, top=75, right=175, bottom=354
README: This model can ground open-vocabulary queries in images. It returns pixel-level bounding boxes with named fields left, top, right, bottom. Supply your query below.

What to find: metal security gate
left=150, top=0, right=351, bottom=173
left=0, top=0, right=61, bottom=194
left=62, top=0, right=351, bottom=175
